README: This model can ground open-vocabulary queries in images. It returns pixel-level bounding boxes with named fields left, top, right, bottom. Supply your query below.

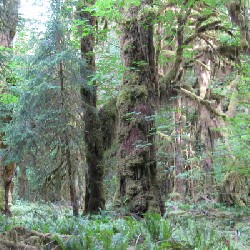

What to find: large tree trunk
left=115, top=1, right=163, bottom=215
left=194, top=50, right=213, bottom=193
left=0, top=0, right=19, bottom=216
left=78, top=1, right=105, bottom=213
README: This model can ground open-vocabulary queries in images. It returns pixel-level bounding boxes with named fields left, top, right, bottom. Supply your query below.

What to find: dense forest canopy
left=0, top=0, right=249, bottom=249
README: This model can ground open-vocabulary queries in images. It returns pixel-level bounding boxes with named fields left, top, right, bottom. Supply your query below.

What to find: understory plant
left=0, top=201, right=240, bottom=249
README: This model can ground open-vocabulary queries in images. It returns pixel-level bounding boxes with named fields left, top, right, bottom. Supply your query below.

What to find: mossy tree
left=115, top=0, right=164, bottom=215
left=77, top=0, right=106, bottom=213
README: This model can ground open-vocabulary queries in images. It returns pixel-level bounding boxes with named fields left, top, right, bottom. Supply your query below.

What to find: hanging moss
left=218, top=172, right=249, bottom=207
left=115, top=0, right=164, bottom=215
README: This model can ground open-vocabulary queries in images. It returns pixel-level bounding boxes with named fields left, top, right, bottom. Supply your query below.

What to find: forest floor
left=0, top=200, right=249, bottom=249
left=166, top=201, right=250, bottom=250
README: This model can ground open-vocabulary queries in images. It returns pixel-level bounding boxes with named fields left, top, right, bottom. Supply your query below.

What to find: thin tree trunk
left=65, top=136, right=79, bottom=217
left=1, top=163, right=15, bottom=216
left=174, top=97, right=185, bottom=195
left=18, top=163, right=27, bottom=199
left=59, top=61, right=79, bottom=216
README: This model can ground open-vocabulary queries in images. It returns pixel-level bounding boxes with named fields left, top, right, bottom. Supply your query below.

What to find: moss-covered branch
left=175, top=87, right=227, bottom=118
left=184, top=20, right=221, bottom=45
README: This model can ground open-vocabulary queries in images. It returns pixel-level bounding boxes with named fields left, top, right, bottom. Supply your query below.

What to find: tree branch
left=184, top=20, right=221, bottom=45
left=174, top=87, right=227, bottom=118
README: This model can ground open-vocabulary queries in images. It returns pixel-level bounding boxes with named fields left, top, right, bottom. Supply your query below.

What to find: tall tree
left=156, top=0, right=248, bottom=199
left=0, top=0, right=19, bottom=215
left=115, top=0, right=163, bottom=215
left=78, top=0, right=105, bottom=213
left=5, top=0, right=85, bottom=216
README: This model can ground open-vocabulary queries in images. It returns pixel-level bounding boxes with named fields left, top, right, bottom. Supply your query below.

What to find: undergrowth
left=0, top=200, right=249, bottom=249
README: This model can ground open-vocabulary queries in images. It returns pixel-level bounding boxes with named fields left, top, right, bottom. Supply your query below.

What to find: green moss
left=100, top=98, right=117, bottom=122
left=117, top=85, right=148, bottom=108
left=0, top=186, right=4, bottom=210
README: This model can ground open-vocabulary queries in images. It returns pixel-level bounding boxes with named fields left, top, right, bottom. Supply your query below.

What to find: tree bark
left=194, top=48, right=223, bottom=195
left=18, top=162, right=28, bottom=199
left=78, top=1, right=105, bottom=213
left=228, top=0, right=250, bottom=54
left=0, top=0, right=19, bottom=47
left=115, top=1, right=163, bottom=215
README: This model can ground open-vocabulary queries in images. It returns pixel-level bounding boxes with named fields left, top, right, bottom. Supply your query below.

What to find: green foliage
left=0, top=46, right=18, bottom=110
left=214, top=58, right=250, bottom=177
left=0, top=46, right=11, bottom=82
left=84, top=0, right=142, bottom=21
left=1, top=201, right=240, bottom=249
left=143, top=212, right=173, bottom=249
left=0, top=93, right=18, bottom=104
left=178, top=219, right=228, bottom=250
left=2, top=1, right=86, bottom=196
left=95, top=32, right=123, bottom=105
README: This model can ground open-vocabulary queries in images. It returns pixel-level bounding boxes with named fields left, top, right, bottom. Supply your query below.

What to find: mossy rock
left=0, top=187, right=4, bottom=210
